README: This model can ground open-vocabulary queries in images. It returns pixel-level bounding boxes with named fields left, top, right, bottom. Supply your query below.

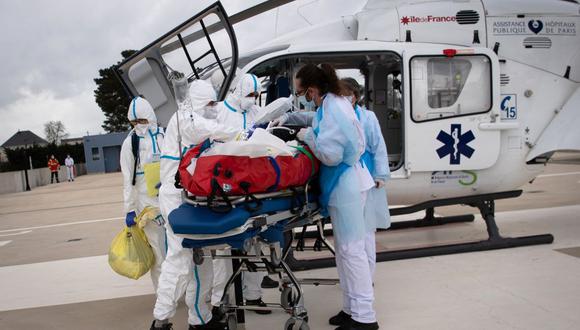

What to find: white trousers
left=66, top=166, right=74, bottom=181
left=331, top=192, right=377, bottom=324
left=142, top=221, right=167, bottom=292
left=211, top=249, right=265, bottom=305
left=154, top=225, right=214, bottom=325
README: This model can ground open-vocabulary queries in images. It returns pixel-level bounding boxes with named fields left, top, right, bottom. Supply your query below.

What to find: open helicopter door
left=115, top=2, right=238, bottom=127
left=404, top=46, right=502, bottom=173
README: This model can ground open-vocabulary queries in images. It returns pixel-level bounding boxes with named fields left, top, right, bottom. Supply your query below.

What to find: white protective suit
left=301, top=93, right=377, bottom=325
left=154, top=80, right=241, bottom=326
left=120, top=96, right=167, bottom=291
left=211, top=73, right=293, bottom=305
left=64, top=156, right=74, bottom=181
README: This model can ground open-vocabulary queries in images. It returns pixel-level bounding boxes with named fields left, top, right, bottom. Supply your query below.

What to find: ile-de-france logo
left=436, top=124, right=475, bottom=165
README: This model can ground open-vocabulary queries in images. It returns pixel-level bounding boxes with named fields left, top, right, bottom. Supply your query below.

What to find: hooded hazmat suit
left=120, top=96, right=167, bottom=291
left=210, top=73, right=293, bottom=306
left=153, top=80, right=241, bottom=326
left=214, top=73, right=264, bottom=129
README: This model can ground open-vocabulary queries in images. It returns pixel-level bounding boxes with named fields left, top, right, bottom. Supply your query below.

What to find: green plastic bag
left=108, top=225, right=155, bottom=280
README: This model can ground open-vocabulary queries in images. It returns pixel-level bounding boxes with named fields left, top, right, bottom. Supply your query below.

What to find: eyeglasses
left=130, top=119, right=149, bottom=125
left=294, top=89, right=306, bottom=97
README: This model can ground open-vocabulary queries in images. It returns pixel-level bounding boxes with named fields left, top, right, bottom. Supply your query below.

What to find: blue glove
left=246, top=124, right=258, bottom=139
left=125, top=211, right=137, bottom=227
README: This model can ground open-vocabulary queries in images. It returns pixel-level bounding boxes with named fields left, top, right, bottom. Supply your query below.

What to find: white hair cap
left=189, top=80, right=217, bottom=114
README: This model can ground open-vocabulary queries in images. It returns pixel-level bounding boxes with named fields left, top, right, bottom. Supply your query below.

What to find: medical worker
left=293, top=64, right=379, bottom=330
left=213, top=73, right=264, bottom=129
left=209, top=73, right=293, bottom=314
left=65, top=154, right=75, bottom=181
left=328, top=78, right=391, bottom=328
left=151, top=79, right=241, bottom=330
left=120, top=96, right=167, bottom=312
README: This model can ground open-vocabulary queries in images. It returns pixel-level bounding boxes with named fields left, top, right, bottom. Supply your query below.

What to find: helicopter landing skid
left=387, top=207, right=475, bottom=230
left=292, top=208, right=475, bottom=241
left=286, top=190, right=554, bottom=270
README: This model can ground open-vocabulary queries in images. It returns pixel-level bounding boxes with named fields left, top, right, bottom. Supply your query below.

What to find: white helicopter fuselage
left=234, top=0, right=580, bottom=206
left=116, top=0, right=580, bottom=208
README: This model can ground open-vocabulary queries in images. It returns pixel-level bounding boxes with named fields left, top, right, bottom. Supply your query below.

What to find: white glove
left=375, top=179, right=385, bottom=189
left=202, top=105, right=218, bottom=119
left=167, top=70, right=185, bottom=81
left=296, top=128, right=309, bottom=142
left=271, top=113, right=289, bottom=127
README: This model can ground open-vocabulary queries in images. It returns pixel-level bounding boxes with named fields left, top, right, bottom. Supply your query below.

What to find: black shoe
left=188, top=316, right=226, bottom=329
left=150, top=320, right=173, bottom=330
left=261, top=275, right=279, bottom=289
left=211, top=305, right=225, bottom=322
left=329, top=311, right=352, bottom=326
left=245, top=298, right=272, bottom=315
left=335, top=320, right=379, bottom=330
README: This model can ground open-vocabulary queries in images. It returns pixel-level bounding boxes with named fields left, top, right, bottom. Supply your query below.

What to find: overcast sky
left=0, top=0, right=366, bottom=145
left=0, top=0, right=270, bottom=144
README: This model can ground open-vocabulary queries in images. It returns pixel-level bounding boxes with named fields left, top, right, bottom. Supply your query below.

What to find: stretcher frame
left=177, top=185, right=335, bottom=330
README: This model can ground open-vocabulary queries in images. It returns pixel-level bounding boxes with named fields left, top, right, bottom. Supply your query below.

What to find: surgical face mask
left=135, top=123, right=149, bottom=136
left=298, top=93, right=315, bottom=110
left=241, top=96, right=256, bottom=111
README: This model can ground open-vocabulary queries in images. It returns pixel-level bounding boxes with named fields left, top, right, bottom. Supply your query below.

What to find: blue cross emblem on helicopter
left=436, top=124, right=475, bottom=165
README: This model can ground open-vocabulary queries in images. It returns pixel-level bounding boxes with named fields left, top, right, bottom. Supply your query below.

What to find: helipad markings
left=0, top=217, right=122, bottom=234
left=0, top=230, right=32, bottom=237
left=0, top=254, right=153, bottom=312
left=0, top=241, right=12, bottom=247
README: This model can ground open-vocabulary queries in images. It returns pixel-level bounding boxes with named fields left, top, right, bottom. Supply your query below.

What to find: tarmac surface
left=0, top=152, right=579, bottom=330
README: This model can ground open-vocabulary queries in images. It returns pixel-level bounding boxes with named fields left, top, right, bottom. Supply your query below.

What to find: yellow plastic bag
left=143, top=162, right=161, bottom=197
left=108, top=224, right=155, bottom=280
left=137, top=206, right=164, bottom=229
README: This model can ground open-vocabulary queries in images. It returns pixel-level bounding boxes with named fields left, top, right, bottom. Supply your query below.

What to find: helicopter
left=115, top=0, right=580, bottom=266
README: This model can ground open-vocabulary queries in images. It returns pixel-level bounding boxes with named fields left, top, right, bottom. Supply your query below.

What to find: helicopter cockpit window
left=411, top=55, right=491, bottom=122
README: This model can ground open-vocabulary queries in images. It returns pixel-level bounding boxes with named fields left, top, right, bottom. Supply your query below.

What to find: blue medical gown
left=356, top=106, right=391, bottom=231
left=303, top=94, right=368, bottom=243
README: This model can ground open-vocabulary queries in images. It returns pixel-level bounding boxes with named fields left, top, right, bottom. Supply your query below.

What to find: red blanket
left=179, top=142, right=319, bottom=197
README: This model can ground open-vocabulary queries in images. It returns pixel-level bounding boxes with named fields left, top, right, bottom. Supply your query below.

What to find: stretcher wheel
left=280, top=286, right=297, bottom=309
left=192, top=248, right=204, bottom=265
left=227, top=313, right=237, bottom=330
left=284, top=317, right=309, bottom=330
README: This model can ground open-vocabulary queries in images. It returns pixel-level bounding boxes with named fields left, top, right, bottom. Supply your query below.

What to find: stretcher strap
left=208, top=178, right=233, bottom=213
left=239, top=182, right=263, bottom=212
left=291, top=146, right=316, bottom=177
left=266, top=157, right=281, bottom=192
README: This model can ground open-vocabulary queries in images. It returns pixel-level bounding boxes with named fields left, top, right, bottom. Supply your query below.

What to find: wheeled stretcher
left=169, top=184, right=334, bottom=330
